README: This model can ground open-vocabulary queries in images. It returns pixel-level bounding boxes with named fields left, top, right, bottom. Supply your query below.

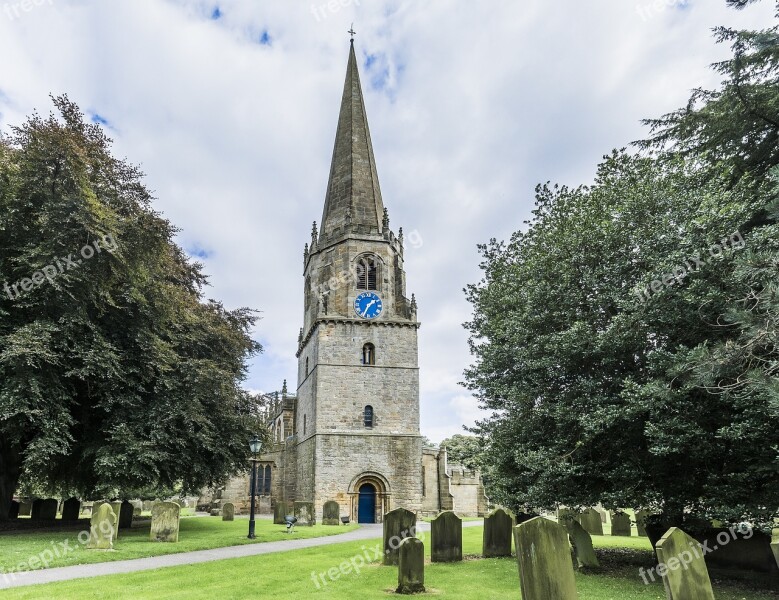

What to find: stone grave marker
left=515, top=517, right=577, bottom=600
left=18, top=499, right=31, bottom=517
left=611, top=511, right=632, bottom=536
left=61, top=498, right=81, bottom=521
left=561, top=517, right=600, bottom=568
left=150, top=501, right=181, bottom=542
left=87, top=503, right=117, bottom=550
left=222, top=502, right=235, bottom=522
left=431, top=510, right=462, bottom=563
left=39, top=498, right=58, bottom=520
left=655, top=527, right=714, bottom=600
left=396, top=537, right=425, bottom=594
left=635, top=510, right=650, bottom=537
left=383, top=507, right=417, bottom=566
left=30, top=499, right=43, bottom=520
left=483, top=507, right=514, bottom=558
left=294, top=501, right=315, bottom=526
left=110, top=502, right=123, bottom=537
left=8, top=500, right=19, bottom=520
left=771, top=528, right=779, bottom=568
left=273, top=500, right=290, bottom=525
left=119, top=501, right=134, bottom=529
left=322, top=500, right=340, bottom=525
left=579, top=508, right=604, bottom=536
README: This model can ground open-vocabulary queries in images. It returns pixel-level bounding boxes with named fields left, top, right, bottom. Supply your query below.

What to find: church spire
left=319, top=41, right=385, bottom=241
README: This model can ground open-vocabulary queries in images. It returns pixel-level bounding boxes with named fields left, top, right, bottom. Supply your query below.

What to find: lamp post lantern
left=248, top=435, right=262, bottom=539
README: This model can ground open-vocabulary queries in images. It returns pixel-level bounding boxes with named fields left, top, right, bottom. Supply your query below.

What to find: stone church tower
left=295, top=39, right=423, bottom=523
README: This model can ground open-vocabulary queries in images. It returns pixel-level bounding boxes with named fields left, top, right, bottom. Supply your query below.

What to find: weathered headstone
left=61, top=498, right=81, bottom=521
left=579, top=508, right=604, bottom=536
left=18, top=499, right=32, bottom=517
left=110, top=502, right=123, bottom=537
left=770, top=528, right=779, bottom=569
left=655, top=527, right=714, bottom=600
left=86, top=503, right=117, bottom=550
left=119, top=501, right=134, bottom=529
left=396, top=537, right=425, bottom=594
left=39, top=498, right=58, bottom=520
left=8, top=501, right=20, bottom=520
left=322, top=500, right=340, bottom=525
left=150, top=501, right=181, bottom=542
left=515, top=511, right=538, bottom=525
left=222, top=502, right=235, bottom=522
left=273, top=500, right=289, bottom=525
left=383, top=507, right=417, bottom=566
left=431, top=510, right=462, bottom=563
left=562, top=517, right=600, bottom=568
left=293, top=501, right=315, bottom=526
left=610, top=511, right=632, bottom=536
left=30, top=498, right=43, bottom=520
left=483, top=507, right=514, bottom=558
left=634, top=510, right=650, bottom=537
left=515, top=517, right=577, bottom=600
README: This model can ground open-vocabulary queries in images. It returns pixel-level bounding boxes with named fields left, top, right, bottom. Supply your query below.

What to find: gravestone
left=579, top=508, right=604, bottom=536
left=61, top=498, right=81, bottom=521
left=119, top=501, right=134, bottom=529
left=431, top=511, right=462, bottom=563
left=8, top=500, right=20, bottom=519
left=383, top=507, right=417, bottom=566
left=562, top=517, right=600, bottom=568
left=39, top=498, right=58, bottom=520
left=18, top=499, right=32, bottom=517
left=150, top=501, right=181, bottom=542
left=515, top=517, right=577, bottom=600
left=110, top=502, right=123, bottom=537
left=483, top=507, right=514, bottom=558
left=396, top=537, right=425, bottom=594
left=222, top=502, right=235, bottom=522
left=655, top=527, right=714, bottom=600
left=611, top=511, right=632, bottom=536
left=273, top=501, right=289, bottom=525
left=771, top=529, right=779, bottom=569
left=86, top=504, right=117, bottom=550
left=30, top=499, right=43, bottom=520
left=322, top=500, right=340, bottom=525
left=293, top=501, right=315, bottom=526
left=635, top=510, right=650, bottom=537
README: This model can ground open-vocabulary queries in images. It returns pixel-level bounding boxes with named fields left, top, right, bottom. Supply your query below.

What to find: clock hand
left=362, top=299, right=376, bottom=317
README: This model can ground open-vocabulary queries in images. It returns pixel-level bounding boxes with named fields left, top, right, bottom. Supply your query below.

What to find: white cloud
left=0, top=0, right=773, bottom=441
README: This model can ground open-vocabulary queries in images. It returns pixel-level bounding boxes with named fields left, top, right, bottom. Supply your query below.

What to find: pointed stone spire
left=320, top=42, right=385, bottom=240
left=310, top=222, right=319, bottom=252
left=282, top=379, right=288, bottom=399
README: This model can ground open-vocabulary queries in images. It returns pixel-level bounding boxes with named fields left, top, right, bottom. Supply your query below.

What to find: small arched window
left=364, top=405, right=374, bottom=428
left=356, top=256, right=378, bottom=290
left=263, top=465, right=271, bottom=495
left=362, top=343, right=375, bottom=366
left=305, top=357, right=309, bottom=376
left=303, top=414, right=307, bottom=436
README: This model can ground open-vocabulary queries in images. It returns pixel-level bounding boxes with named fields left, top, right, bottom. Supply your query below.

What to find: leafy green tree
left=440, top=434, right=483, bottom=471
left=0, top=97, right=265, bottom=520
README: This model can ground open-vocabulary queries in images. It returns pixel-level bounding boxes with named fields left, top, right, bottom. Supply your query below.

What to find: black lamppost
left=248, top=435, right=262, bottom=539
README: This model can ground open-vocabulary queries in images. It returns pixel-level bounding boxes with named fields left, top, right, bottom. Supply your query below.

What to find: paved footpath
left=0, top=520, right=482, bottom=590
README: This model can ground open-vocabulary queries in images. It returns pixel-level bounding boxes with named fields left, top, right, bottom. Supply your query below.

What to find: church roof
left=320, top=41, right=385, bottom=241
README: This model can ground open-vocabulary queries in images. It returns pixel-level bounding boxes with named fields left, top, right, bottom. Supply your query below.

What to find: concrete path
left=0, top=520, right=482, bottom=590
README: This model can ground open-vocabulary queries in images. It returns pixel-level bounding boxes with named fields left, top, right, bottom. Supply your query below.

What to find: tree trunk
left=0, top=441, right=21, bottom=521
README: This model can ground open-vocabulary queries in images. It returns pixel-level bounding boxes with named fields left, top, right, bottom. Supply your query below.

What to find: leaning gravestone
left=40, top=498, right=58, bottom=520
left=222, top=502, right=235, bottom=522
left=86, top=503, right=117, bottom=550
left=561, top=517, right=600, bottom=568
left=119, top=501, right=134, bottom=529
left=150, top=501, right=181, bottom=542
left=579, top=508, right=604, bottom=536
left=611, top=511, right=632, bottom=536
left=110, top=502, right=123, bottom=537
left=322, top=500, right=340, bottom=525
left=515, top=517, right=577, bottom=600
left=383, top=507, right=417, bottom=566
left=61, top=498, right=81, bottom=521
left=483, top=507, right=514, bottom=558
left=634, top=510, right=650, bottom=537
left=431, top=511, right=462, bottom=563
left=8, top=501, right=20, bottom=520
left=396, top=537, right=425, bottom=594
left=655, top=527, right=714, bottom=600
left=293, top=501, right=315, bottom=526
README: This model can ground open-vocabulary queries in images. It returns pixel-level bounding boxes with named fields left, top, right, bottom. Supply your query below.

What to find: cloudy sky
left=0, top=0, right=773, bottom=442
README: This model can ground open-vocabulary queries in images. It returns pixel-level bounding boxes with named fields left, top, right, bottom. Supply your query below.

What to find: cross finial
left=348, top=23, right=356, bottom=42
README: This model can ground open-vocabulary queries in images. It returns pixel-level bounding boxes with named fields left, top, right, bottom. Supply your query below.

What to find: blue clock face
left=354, top=292, right=383, bottom=319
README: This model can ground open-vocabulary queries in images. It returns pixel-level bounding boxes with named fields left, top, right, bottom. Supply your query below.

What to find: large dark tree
left=464, top=5, right=779, bottom=532
left=0, top=97, right=264, bottom=520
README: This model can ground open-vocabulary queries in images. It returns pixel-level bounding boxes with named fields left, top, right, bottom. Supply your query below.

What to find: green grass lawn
left=2, top=526, right=776, bottom=599
left=0, top=517, right=358, bottom=573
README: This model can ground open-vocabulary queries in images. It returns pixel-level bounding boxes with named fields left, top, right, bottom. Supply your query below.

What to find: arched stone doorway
left=348, top=472, right=390, bottom=524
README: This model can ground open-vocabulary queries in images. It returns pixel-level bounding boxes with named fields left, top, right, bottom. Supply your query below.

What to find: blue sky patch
left=211, top=6, right=222, bottom=20
left=89, top=112, right=112, bottom=128
left=187, top=244, right=213, bottom=259
left=258, top=29, right=272, bottom=46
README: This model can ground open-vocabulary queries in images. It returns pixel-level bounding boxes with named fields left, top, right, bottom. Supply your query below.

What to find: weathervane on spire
left=348, top=23, right=356, bottom=42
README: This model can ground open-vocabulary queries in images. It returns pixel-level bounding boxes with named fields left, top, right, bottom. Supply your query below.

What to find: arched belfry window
left=362, top=343, right=376, bottom=366
left=364, top=405, right=374, bottom=428
left=356, top=256, right=378, bottom=290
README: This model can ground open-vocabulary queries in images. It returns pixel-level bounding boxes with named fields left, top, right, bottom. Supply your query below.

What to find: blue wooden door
left=358, top=484, right=376, bottom=523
